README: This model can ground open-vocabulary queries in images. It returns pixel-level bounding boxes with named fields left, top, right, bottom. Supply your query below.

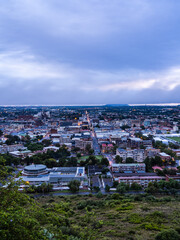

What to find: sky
left=0, top=0, right=180, bottom=105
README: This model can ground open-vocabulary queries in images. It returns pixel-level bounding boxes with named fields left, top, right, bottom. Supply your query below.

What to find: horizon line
left=0, top=103, right=179, bottom=107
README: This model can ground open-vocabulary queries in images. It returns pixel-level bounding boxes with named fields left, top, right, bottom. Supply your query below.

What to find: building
left=9, top=150, right=31, bottom=158
left=0, top=144, right=25, bottom=154
left=145, top=147, right=160, bottom=158
left=111, top=163, right=146, bottom=173
left=127, top=137, right=142, bottom=149
left=113, top=172, right=165, bottom=187
left=22, top=164, right=48, bottom=176
left=59, top=134, right=72, bottom=144
left=74, top=139, right=93, bottom=151
left=101, top=143, right=113, bottom=153
left=116, top=148, right=145, bottom=162
left=19, top=165, right=88, bottom=187
left=143, top=140, right=152, bottom=147
left=158, top=152, right=171, bottom=161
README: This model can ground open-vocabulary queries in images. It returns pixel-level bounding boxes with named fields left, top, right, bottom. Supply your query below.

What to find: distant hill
left=105, top=104, right=129, bottom=107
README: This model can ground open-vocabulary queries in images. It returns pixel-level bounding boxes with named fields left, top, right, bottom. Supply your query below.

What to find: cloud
left=0, top=1, right=180, bottom=104
left=0, top=50, right=179, bottom=94
left=0, top=0, right=172, bottom=39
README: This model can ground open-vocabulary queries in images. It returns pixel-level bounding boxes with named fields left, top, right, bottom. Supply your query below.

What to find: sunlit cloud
left=0, top=50, right=179, bottom=94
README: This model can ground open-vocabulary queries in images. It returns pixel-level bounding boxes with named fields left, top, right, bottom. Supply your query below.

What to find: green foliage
left=105, top=185, right=110, bottom=192
left=127, top=213, right=143, bottom=224
left=115, top=155, right=123, bottom=163
left=96, top=191, right=103, bottom=198
left=0, top=156, right=9, bottom=181
left=27, top=143, right=43, bottom=152
left=140, top=222, right=164, bottom=231
left=146, top=179, right=180, bottom=195
left=116, top=182, right=129, bottom=194
left=126, top=157, right=134, bottom=163
left=68, top=180, right=80, bottom=193
left=26, top=183, right=53, bottom=194
left=5, top=135, right=20, bottom=145
left=155, top=229, right=180, bottom=240
left=116, top=203, right=134, bottom=211
left=130, top=182, right=142, bottom=191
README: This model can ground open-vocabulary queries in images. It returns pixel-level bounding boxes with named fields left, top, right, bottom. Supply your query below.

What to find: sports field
left=168, top=137, right=180, bottom=143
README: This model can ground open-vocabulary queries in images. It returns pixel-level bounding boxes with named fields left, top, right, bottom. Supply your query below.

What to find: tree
left=0, top=129, right=3, bottom=137
left=126, top=157, right=134, bottom=163
left=44, top=158, right=57, bottom=168
left=77, top=153, right=81, bottom=158
left=5, top=135, right=20, bottom=145
left=121, top=125, right=130, bottom=130
left=27, top=143, right=43, bottom=152
left=105, top=185, right=110, bottom=192
left=101, top=157, right=109, bottom=166
left=115, top=155, right=123, bottom=163
left=130, top=182, right=142, bottom=191
left=155, top=229, right=180, bottom=240
left=0, top=160, right=50, bottom=239
left=68, top=180, right=80, bottom=193
left=116, top=182, right=127, bottom=194
left=42, top=139, right=52, bottom=147
left=146, top=182, right=157, bottom=194
left=0, top=156, right=8, bottom=180
left=85, top=144, right=94, bottom=155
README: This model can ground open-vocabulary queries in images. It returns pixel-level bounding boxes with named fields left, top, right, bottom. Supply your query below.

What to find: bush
left=155, top=229, right=180, bottom=240
left=96, top=191, right=103, bottom=198
left=116, top=203, right=134, bottom=211
left=140, top=223, right=164, bottom=231
left=128, top=213, right=143, bottom=224
left=111, top=193, right=122, bottom=200
left=134, top=195, right=143, bottom=201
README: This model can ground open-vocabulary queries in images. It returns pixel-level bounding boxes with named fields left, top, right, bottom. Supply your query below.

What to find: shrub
left=155, top=229, right=180, bottom=240
left=111, top=193, right=122, bottom=200
left=128, top=213, right=143, bottom=224
left=140, top=223, right=164, bottom=231
left=116, top=203, right=134, bottom=211
left=96, top=191, right=103, bottom=198
left=141, top=206, right=150, bottom=212
left=134, top=195, right=143, bottom=201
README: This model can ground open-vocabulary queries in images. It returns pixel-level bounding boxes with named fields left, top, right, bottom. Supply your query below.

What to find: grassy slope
left=37, top=194, right=180, bottom=240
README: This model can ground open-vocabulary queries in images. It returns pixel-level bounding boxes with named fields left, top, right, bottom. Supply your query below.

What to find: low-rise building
left=159, top=152, right=171, bottom=161
left=116, top=148, right=145, bottom=162
left=114, top=172, right=165, bottom=187
left=111, top=163, right=146, bottom=173
left=18, top=165, right=88, bottom=187
left=0, top=144, right=25, bottom=154
left=145, top=147, right=160, bottom=158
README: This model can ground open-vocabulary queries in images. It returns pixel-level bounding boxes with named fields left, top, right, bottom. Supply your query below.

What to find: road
left=104, top=154, right=115, bottom=166
left=85, top=111, right=101, bottom=155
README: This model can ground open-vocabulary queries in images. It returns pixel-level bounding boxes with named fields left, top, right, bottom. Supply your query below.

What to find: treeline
left=144, top=156, right=176, bottom=172
left=114, top=179, right=180, bottom=195
left=25, top=182, right=53, bottom=193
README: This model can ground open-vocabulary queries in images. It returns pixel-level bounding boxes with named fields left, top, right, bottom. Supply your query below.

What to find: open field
left=36, top=194, right=180, bottom=240
left=168, top=137, right=180, bottom=143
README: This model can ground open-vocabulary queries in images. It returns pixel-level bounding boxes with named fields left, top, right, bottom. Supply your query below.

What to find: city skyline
left=0, top=0, right=180, bottom=104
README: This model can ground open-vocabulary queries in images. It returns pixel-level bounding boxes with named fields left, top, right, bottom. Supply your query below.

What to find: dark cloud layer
left=0, top=0, right=180, bottom=104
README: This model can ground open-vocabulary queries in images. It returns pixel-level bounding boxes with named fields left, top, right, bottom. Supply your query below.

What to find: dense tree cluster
left=146, top=179, right=180, bottom=195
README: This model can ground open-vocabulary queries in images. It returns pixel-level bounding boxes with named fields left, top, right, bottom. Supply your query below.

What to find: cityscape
left=0, top=105, right=179, bottom=191
left=1, top=105, right=180, bottom=239
left=1, top=0, right=180, bottom=239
